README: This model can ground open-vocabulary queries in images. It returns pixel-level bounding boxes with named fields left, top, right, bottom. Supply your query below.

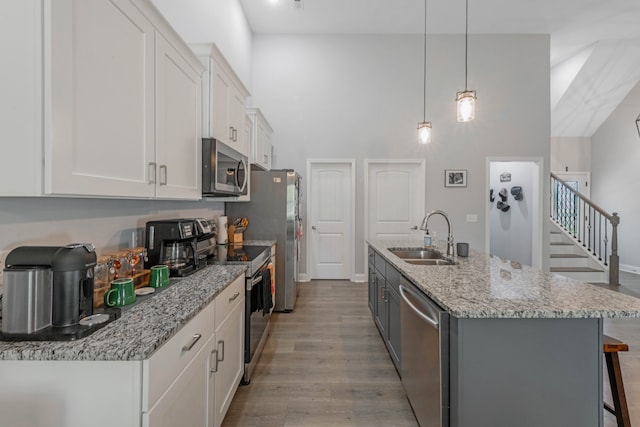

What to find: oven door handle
left=251, top=274, right=264, bottom=286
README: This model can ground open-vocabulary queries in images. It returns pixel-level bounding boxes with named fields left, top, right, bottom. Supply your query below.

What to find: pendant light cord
left=423, top=0, right=427, bottom=122
left=464, top=0, right=469, bottom=91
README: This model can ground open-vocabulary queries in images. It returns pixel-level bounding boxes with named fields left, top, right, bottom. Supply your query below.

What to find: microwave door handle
left=236, top=159, right=248, bottom=193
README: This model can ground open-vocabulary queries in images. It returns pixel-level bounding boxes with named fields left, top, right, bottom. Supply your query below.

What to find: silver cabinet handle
left=312, top=225, right=317, bottom=230
left=182, top=333, right=202, bottom=352
left=159, top=165, right=167, bottom=185
left=410, top=226, right=418, bottom=230
left=232, top=128, right=238, bottom=141
left=210, top=349, right=218, bottom=373
left=148, top=162, right=157, bottom=184
left=228, top=291, right=240, bottom=302
left=217, top=340, right=225, bottom=362
left=229, top=126, right=234, bottom=141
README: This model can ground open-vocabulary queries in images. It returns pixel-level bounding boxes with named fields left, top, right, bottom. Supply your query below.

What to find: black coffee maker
left=144, top=219, right=202, bottom=277
left=1, top=243, right=116, bottom=341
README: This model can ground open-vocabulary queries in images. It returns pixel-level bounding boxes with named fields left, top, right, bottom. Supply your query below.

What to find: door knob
left=312, top=226, right=317, bottom=230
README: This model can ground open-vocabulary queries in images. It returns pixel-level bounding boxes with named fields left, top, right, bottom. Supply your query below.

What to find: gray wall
left=0, top=198, right=224, bottom=284
left=591, top=81, right=640, bottom=272
left=550, top=137, right=591, bottom=173
left=251, top=34, right=551, bottom=277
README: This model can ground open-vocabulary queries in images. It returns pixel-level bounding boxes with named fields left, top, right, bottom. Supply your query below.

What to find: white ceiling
left=238, top=0, right=640, bottom=137
left=161, top=0, right=640, bottom=137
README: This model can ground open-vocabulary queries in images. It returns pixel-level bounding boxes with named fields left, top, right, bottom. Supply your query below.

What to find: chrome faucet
left=420, top=210, right=455, bottom=256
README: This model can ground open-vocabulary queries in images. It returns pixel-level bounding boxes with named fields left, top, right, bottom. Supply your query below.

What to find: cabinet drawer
left=215, top=274, right=244, bottom=327
left=143, top=300, right=215, bottom=411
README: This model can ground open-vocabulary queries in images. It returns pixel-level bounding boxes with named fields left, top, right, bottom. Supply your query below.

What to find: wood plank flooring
left=223, top=273, right=640, bottom=427
left=222, top=280, right=417, bottom=426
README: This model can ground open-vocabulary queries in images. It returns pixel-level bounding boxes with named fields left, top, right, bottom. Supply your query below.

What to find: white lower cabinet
left=0, top=274, right=245, bottom=427
left=211, top=289, right=245, bottom=426
left=143, top=337, right=210, bottom=427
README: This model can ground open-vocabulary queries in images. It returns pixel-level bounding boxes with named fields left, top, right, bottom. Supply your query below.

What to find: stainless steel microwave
left=202, top=138, right=248, bottom=197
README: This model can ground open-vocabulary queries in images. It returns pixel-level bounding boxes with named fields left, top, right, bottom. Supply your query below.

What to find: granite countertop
left=368, top=239, right=640, bottom=319
left=0, top=264, right=247, bottom=361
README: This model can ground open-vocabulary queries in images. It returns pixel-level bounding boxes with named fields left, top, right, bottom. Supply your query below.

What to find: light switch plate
left=466, top=214, right=478, bottom=222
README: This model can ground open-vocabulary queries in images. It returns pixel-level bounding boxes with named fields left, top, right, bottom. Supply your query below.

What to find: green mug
left=149, top=265, right=170, bottom=288
left=104, top=278, right=136, bottom=307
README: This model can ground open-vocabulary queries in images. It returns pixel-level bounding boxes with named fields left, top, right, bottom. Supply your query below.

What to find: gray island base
left=368, top=239, right=640, bottom=427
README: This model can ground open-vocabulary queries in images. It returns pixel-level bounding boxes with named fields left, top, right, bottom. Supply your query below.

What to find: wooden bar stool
left=603, top=334, right=631, bottom=427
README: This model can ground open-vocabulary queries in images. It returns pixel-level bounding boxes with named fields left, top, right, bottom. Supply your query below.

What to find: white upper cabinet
left=155, top=32, right=202, bottom=200
left=195, top=44, right=250, bottom=157
left=246, top=107, right=273, bottom=171
left=0, top=0, right=203, bottom=199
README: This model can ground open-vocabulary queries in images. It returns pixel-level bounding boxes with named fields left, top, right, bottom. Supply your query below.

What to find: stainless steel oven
left=215, top=244, right=273, bottom=384
left=244, top=257, right=272, bottom=384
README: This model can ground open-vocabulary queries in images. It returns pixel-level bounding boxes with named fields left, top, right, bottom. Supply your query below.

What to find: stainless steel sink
left=389, top=248, right=456, bottom=266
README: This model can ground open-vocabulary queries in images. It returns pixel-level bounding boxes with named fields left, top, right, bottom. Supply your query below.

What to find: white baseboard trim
left=620, top=264, right=640, bottom=275
left=352, top=273, right=366, bottom=283
left=297, top=273, right=309, bottom=282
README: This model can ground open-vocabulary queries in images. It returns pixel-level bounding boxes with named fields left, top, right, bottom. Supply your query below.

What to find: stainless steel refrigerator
left=227, top=169, right=301, bottom=312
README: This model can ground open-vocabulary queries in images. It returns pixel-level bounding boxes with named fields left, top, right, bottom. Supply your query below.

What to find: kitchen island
left=368, top=239, right=640, bottom=427
left=0, top=263, right=247, bottom=427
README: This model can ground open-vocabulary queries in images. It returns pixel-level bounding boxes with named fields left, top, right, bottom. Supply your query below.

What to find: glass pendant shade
left=418, top=121, right=432, bottom=144
left=456, top=90, right=476, bottom=122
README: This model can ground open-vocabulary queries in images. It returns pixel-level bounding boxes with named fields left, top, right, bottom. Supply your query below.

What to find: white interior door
left=307, top=161, right=354, bottom=280
left=365, top=160, right=426, bottom=242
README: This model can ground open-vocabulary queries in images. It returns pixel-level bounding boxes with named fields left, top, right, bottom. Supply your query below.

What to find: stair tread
left=550, top=266, right=604, bottom=273
left=550, top=254, right=588, bottom=259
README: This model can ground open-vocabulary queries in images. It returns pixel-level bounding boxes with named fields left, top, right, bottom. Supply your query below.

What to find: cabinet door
left=211, top=64, right=231, bottom=145
left=368, top=263, right=376, bottom=314
left=155, top=32, right=202, bottom=200
left=213, top=301, right=245, bottom=427
left=386, top=285, right=401, bottom=371
left=143, top=337, right=210, bottom=427
left=47, top=0, right=155, bottom=197
left=374, top=270, right=387, bottom=335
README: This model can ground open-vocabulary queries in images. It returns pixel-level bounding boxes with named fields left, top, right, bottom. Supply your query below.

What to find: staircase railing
left=550, top=172, right=620, bottom=285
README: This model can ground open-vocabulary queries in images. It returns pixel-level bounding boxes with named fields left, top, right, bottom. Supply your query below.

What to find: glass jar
left=94, top=255, right=114, bottom=289
left=104, top=250, right=132, bottom=279
left=129, top=246, right=147, bottom=276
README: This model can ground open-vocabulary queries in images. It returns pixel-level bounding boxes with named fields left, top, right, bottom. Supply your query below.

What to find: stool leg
left=605, top=352, right=632, bottom=427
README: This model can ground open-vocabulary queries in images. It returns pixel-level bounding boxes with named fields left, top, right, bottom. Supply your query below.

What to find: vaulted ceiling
left=157, top=0, right=640, bottom=137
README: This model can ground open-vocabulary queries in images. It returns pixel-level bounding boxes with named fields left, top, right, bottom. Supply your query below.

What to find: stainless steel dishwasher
left=399, top=280, right=450, bottom=427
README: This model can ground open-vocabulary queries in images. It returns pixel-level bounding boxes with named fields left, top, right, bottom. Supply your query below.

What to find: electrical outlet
left=466, top=214, right=478, bottom=223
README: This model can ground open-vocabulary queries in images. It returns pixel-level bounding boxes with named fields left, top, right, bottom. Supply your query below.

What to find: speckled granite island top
left=368, top=239, right=640, bottom=319
left=0, top=264, right=247, bottom=361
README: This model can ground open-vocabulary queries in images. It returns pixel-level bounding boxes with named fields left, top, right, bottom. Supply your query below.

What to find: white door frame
left=364, top=159, right=427, bottom=278
left=305, top=159, right=356, bottom=281
left=486, top=157, right=544, bottom=269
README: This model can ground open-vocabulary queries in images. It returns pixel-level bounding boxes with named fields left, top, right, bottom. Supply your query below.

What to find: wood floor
left=223, top=273, right=640, bottom=427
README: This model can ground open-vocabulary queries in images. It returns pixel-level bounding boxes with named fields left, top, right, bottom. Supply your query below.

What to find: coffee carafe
left=2, top=244, right=97, bottom=334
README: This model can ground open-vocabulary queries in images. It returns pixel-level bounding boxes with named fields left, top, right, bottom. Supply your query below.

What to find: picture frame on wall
left=444, top=169, right=467, bottom=187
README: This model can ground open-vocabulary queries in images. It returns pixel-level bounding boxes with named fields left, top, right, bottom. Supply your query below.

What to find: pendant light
left=456, top=0, right=476, bottom=122
left=418, top=0, right=432, bottom=144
